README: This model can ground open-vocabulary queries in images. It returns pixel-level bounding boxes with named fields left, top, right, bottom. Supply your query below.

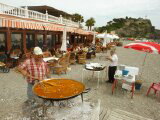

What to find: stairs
left=100, top=108, right=152, bottom=120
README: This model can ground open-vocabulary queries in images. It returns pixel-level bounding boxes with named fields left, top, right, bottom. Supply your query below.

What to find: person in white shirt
left=106, top=49, right=118, bottom=83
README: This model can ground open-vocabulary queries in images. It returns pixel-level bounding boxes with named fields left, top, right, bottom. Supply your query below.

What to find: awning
left=0, top=17, right=44, bottom=30
left=74, top=28, right=90, bottom=35
left=43, top=23, right=64, bottom=31
left=0, top=17, right=94, bottom=35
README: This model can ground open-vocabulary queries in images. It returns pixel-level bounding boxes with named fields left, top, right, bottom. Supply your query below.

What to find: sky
left=1, top=0, right=160, bottom=29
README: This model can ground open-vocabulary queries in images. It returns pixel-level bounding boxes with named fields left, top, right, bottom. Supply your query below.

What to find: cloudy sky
left=1, top=0, right=160, bottom=29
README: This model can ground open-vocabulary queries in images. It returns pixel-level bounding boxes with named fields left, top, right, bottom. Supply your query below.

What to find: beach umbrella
left=124, top=42, right=160, bottom=54
left=124, top=42, right=160, bottom=80
left=112, top=34, right=119, bottom=39
left=96, top=33, right=105, bottom=38
left=124, top=42, right=160, bottom=65
left=97, top=33, right=112, bottom=46
left=60, top=26, right=67, bottom=51
left=102, top=33, right=107, bottom=47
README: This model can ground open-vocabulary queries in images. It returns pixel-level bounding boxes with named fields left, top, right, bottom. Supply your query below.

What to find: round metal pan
left=33, top=78, right=86, bottom=100
left=85, top=65, right=106, bottom=71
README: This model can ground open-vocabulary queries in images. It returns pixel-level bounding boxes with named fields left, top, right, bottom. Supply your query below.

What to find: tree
left=85, top=17, right=96, bottom=31
left=72, top=13, right=84, bottom=23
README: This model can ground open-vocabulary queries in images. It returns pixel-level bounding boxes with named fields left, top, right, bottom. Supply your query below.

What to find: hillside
left=96, top=17, right=155, bottom=37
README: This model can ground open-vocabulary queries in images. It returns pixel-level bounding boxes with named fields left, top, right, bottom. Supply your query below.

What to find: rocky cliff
left=116, top=18, right=155, bottom=37
left=96, top=17, right=155, bottom=37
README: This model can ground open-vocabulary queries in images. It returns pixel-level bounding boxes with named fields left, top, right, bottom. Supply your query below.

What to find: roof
left=24, top=5, right=72, bottom=19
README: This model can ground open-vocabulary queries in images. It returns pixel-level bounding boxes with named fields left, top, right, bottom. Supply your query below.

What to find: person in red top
left=18, top=47, right=50, bottom=102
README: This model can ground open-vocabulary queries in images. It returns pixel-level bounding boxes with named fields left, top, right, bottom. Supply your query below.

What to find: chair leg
left=131, top=83, right=135, bottom=99
left=146, top=83, right=154, bottom=96
left=154, top=90, right=157, bottom=95
left=146, top=87, right=152, bottom=96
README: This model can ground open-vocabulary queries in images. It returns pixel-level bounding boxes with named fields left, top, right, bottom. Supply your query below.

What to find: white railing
left=0, top=3, right=25, bottom=17
left=48, top=15, right=60, bottom=23
left=63, top=18, right=79, bottom=27
left=0, top=2, right=79, bottom=28
left=27, top=10, right=46, bottom=21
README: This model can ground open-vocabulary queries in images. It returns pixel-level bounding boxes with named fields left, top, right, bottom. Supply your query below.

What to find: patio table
left=43, top=56, right=59, bottom=62
left=82, top=63, right=105, bottom=88
left=112, top=65, right=139, bottom=98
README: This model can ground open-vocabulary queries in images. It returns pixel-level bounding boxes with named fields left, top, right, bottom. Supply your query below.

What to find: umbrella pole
left=139, top=52, right=148, bottom=81
left=142, top=52, right=148, bottom=67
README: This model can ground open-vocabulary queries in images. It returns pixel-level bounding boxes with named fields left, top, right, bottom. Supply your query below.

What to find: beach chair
left=0, top=54, right=10, bottom=73
left=0, top=61, right=10, bottom=73
left=69, top=52, right=76, bottom=64
left=77, top=53, right=86, bottom=64
left=53, top=53, right=70, bottom=75
left=146, top=82, right=160, bottom=96
left=43, top=51, right=52, bottom=58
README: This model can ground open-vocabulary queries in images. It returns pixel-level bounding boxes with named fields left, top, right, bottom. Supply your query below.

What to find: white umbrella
left=112, top=34, right=119, bottom=39
left=97, top=33, right=112, bottom=46
left=60, top=26, right=67, bottom=51
left=96, top=33, right=105, bottom=39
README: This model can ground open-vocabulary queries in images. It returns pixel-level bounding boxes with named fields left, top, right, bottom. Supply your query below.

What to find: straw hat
left=33, top=47, right=43, bottom=55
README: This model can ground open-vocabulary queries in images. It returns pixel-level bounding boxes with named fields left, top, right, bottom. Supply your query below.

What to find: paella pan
left=33, top=78, right=88, bottom=100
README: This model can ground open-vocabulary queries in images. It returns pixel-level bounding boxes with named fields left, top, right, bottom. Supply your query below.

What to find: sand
left=0, top=41, right=160, bottom=120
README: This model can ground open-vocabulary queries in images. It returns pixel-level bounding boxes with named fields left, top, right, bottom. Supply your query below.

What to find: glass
left=26, top=34, right=35, bottom=50
left=11, top=33, right=22, bottom=49
left=37, top=34, right=43, bottom=49
left=0, top=33, right=6, bottom=52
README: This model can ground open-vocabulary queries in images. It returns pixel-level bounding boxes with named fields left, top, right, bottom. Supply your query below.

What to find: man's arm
left=45, top=65, right=51, bottom=79
left=17, top=67, right=42, bottom=81
left=106, top=56, right=113, bottom=62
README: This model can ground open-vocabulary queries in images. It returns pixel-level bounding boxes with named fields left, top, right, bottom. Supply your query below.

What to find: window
left=0, top=33, right=6, bottom=52
left=26, top=34, right=35, bottom=50
left=37, top=34, right=43, bottom=49
left=47, top=35, right=52, bottom=48
left=11, top=33, right=22, bottom=50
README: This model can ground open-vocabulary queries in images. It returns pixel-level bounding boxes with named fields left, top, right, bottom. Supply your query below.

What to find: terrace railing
left=0, top=2, right=79, bottom=28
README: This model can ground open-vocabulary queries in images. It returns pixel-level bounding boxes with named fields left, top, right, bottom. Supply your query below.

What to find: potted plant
left=135, top=80, right=143, bottom=90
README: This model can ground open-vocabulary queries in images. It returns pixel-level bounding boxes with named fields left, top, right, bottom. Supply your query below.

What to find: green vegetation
left=85, top=17, right=96, bottom=31
left=95, top=17, right=155, bottom=38
left=72, top=13, right=84, bottom=23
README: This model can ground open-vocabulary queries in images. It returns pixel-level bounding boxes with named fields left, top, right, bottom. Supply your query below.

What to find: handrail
left=0, top=2, right=79, bottom=28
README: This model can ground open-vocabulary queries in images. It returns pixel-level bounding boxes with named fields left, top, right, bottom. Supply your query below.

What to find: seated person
left=82, top=45, right=88, bottom=53
left=43, top=48, right=52, bottom=58
left=55, top=48, right=62, bottom=58
left=0, top=54, right=7, bottom=63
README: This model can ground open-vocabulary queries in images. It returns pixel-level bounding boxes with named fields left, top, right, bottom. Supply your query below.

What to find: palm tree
left=72, top=13, right=84, bottom=23
left=85, top=17, right=95, bottom=31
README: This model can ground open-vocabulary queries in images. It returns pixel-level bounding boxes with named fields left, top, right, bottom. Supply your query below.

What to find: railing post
left=59, top=15, right=63, bottom=24
left=45, top=10, right=48, bottom=22
left=0, top=4, right=2, bottom=14
left=25, top=6, right=28, bottom=18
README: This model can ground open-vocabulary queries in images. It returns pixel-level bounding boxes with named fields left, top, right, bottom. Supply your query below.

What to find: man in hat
left=106, top=48, right=118, bottom=83
left=17, top=46, right=50, bottom=102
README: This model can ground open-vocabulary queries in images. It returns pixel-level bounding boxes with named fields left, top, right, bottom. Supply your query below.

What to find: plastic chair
left=146, top=83, right=160, bottom=96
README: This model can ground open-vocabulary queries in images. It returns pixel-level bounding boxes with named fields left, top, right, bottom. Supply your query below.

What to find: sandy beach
left=0, top=41, right=160, bottom=120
